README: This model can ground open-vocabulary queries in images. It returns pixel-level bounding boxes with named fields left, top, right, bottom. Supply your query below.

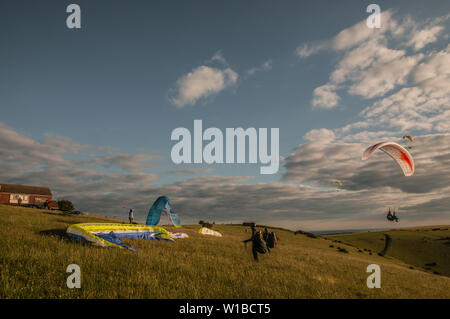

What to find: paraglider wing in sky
left=146, top=196, right=182, bottom=227
left=403, top=134, right=414, bottom=142
left=362, top=141, right=415, bottom=176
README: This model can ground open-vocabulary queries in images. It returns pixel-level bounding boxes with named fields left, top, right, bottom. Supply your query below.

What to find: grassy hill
left=1, top=204, right=449, bottom=299
left=327, top=226, right=450, bottom=277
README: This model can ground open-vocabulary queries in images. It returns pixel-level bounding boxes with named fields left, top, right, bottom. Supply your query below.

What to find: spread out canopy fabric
left=362, top=141, right=415, bottom=176
left=199, top=227, right=222, bottom=237
left=169, top=232, right=189, bottom=239
left=66, top=223, right=173, bottom=251
left=146, top=196, right=181, bottom=227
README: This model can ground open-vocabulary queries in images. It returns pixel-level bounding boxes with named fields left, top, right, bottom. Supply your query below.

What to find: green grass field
left=1, top=204, right=449, bottom=298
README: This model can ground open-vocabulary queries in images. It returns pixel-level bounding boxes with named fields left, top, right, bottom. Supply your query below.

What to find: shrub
left=294, top=230, right=317, bottom=238
left=57, top=200, right=74, bottom=212
left=199, top=220, right=213, bottom=229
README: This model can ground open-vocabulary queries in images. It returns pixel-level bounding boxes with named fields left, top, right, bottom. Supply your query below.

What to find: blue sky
left=1, top=1, right=449, bottom=230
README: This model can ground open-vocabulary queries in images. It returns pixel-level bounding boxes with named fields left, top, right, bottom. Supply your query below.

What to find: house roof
left=0, top=183, right=52, bottom=196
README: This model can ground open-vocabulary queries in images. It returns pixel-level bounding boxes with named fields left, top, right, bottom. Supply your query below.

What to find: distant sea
left=311, top=228, right=385, bottom=235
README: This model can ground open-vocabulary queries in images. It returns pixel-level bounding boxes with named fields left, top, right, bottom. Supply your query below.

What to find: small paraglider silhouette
left=386, top=207, right=399, bottom=223
left=334, top=180, right=343, bottom=192
left=403, top=134, right=414, bottom=150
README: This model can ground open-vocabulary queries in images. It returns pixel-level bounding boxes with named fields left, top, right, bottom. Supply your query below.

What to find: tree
left=199, top=220, right=213, bottom=229
left=58, top=199, right=74, bottom=212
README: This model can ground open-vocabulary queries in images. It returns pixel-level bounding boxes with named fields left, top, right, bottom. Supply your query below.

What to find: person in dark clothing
left=267, top=232, right=278, bottom=249
left=386, top=208, right=399, bottom=222
left=387, top=208, right=393, bottom=221
left=392, top=210, right=399, bottom=222
left=128, top=209, right=134, bottom=224
left=243, top=225, right=270, bottom=261
left=262, top=227, right=269, bottom=242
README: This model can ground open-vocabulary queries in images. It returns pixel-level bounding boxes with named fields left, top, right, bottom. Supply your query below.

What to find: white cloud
left=413, top=44, right=450, bottom=84
left=295, top=42, right=327, bottom=58
left=209, top=50, right=228, bottom=65
left=295, top=10, right=397, bottom=58
left=311, top=84, right=340, bottom=109
left=247, top=59, right=272, bottom=76
left=351, top=44, right=450, bottom=134
left=297, top=11, right=449, bottom=109
left=170, top=66, right=238, bottom=107
left=330, top=40, right=406, bottom=84
left=348, top=53, right=423, bottom=98
left=303, top=128, right=336, bottom=142
left=331, top=16, right=383, bottom=51
left=408, top=25, right=444, bottom=51
left=0, top=121, right=159, bottom=203
left=170, top=168, right=214, bottom=175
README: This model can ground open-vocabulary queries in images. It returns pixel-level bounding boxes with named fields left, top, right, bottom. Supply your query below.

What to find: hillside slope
left=328, top=226, right=450, bottom=277
left=0, top=205, right=449, bottom=298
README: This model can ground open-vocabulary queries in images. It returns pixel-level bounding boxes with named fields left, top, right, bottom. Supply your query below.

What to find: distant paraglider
left=386, top=208, right=399, bottom=222
left=403, top=134, right=414, bottom=149
left=403, top=134, right=414, bottom=142
left=362, top=141, right=415, bottom=176
left=334, top=180, right=343, bottom=191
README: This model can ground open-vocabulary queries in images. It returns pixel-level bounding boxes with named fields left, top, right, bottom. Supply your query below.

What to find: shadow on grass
left=42, top=211, right=64, bottom=216
left=379, top=234, right=392, bottom=256
left=40, top=229, right=73, bottom=242
left=40, top=229, right=95, bottom=248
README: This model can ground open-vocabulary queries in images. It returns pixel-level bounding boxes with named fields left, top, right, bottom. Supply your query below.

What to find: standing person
left=267, top=231, right=278, bottom=249
left=263, top=227, right=269, bottom=242
left=243, top=225, right=269, bottom=262
left=44, top=200, right=49, bottom=210
left=128, top=209, right=134, bottom=224
left=17, top=197, right=22, bottom=206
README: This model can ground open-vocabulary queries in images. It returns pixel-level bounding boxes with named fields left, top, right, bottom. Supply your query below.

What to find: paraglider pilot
left=263, top=227, right=269, bottom=242
left=387, top=208, right=393, bottom=221
left=243, top=224, right=270, bottom=262
left=392, top=210, right=399, bottom=222
left=387, top=208, right=399, bottom=222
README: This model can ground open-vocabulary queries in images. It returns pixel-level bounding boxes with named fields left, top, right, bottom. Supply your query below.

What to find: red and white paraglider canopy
left=362, top=141, right=415, bottom=176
